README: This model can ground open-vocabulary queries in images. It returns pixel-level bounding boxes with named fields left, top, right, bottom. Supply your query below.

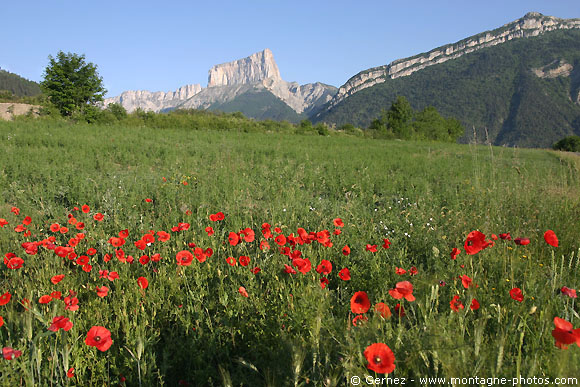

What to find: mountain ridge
left=322, top=12, right=580, bottom=112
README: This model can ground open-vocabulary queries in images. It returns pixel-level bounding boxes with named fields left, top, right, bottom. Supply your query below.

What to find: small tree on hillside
left=41, top=51, right=106, bottom=116
left=387, top=96, right=413, bottom=139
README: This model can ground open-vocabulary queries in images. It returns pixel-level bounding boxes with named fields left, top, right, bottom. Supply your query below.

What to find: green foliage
left=40, top=51, right=106, bottom=117
left=315, top=29, right=580, bottom=148
left=387, top=96, right=413, bottom=139
left=366, top=97, right=465, bottom=142
left=0, top=69, right=41, bottom=97
left=553, top=135, right=580, bottom=152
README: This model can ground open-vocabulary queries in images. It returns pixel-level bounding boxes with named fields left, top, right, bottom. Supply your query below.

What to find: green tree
left=40, top=51, right=106, bottom=116
left=387, top=96, right=413, bottom=139
left=553, top=135, right=580, bottom=152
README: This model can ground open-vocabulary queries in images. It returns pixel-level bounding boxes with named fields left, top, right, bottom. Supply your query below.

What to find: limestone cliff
left=207, top=48, right=281, bottom=87
left=325, top=12, right=580, bottom=110
left=103, top=84, right=202, bottom=113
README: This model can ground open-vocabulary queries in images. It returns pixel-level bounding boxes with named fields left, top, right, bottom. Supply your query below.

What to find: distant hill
left=314, top=13, right=580, bottom=148
left=0, top=69, right=41, bottom=97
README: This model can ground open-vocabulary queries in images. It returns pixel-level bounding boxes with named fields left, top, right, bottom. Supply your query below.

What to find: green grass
left=0, top=120, right=579, bottom=385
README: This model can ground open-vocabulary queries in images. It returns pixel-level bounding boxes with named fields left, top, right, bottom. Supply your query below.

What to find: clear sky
left=2, top=1, right=578, bottom=97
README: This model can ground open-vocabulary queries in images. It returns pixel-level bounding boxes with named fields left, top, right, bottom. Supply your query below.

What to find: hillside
left=314, top=14, right=580, bottom=148
left=0, top=69, right=41, bottom=97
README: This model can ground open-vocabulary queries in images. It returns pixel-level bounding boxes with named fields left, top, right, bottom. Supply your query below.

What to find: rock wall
left=326, top=12, right=580, bottom=110
left=207, top=48, right=281, bottom=87
left=103, top=84, right=202, bottom=113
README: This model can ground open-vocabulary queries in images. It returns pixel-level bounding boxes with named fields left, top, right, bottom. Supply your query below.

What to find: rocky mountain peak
left=207, top=48, right=281, bottom=87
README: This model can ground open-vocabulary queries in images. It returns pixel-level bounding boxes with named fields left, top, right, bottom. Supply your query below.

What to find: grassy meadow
left=0, top=119, right=579, bottom=385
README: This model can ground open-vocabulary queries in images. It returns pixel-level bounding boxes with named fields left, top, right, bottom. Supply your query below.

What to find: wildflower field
left=0, top=120, right=579, bottom=386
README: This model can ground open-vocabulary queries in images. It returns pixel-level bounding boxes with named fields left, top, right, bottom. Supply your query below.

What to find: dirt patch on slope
left=0, top=103, right=40, bottom=120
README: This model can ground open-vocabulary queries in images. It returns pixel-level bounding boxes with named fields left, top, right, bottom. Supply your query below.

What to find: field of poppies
left=0, top=119, right=579, bottom=385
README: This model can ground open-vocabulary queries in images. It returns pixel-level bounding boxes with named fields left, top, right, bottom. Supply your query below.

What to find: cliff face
left=104, top=84, right=202, bottom=113
left=207, top=49, right=281, bottom=87
left=325, top=12, right=580, bottom=110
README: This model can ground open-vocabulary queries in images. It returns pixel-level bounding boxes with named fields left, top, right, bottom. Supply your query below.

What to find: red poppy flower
left=395, top=267, right=407, bottom=275
left=292, top=258, right=312, bottom=274
left=382, top=239, right=391, bottom=249
left=226, top=257, right=237, bottom=266
left=341, top=245, right=351, bottom=256
left=451, top=247, right=461, bottom=260
left=81, top=205, right=90, bottom=213
left=284, top=264, right=297, bottom=275
left=156, top=231, right=170, bottom=242
left=85, top=326, right=113, bottom=352
left=464, top=231, right=491, bottom=255
left=350, top=291, right=371, bottom=314
left=274, top=234, right=286, bottom=246
left=176, top=250, right=194, bottom=266
left=10, top=207, right=20, bottom=215
left=561, top=286, right=577, bottom=298
left=137, top=277, right=149, bottom=289
left=240, top=228, right=255, bottom=243
left=118, top=229, right=129, bottom=238
left=250, top=267, right=261, bottom=275
left=75, top=222, right=85, bottom=230
left=450, top=295, right=464, bottom=312
left=67, top=367, right=75, bottom=378
left=139, top=255, right=150, bottom=265
left=239, top=256, right=250, bottom=267
left=134, top=239, right=147, bottom=251
left=0, top=218, right=8, bottom=227
left=509, top=287, right=524, bottom=302
left=389, top=281, right=415, bottom=301
left=76, top=255, right=89, bottom=266
left=514, top=237, right=530, bottom=246
left=0, top=292, right=11, bottom=306
left=491, top=234, right=498, bottom=240
left=96, top=286, right=109, bottom=298
left=39, top=295, right=53, bottom=304
left=366, top=244, right=378, bottom=252
left=68, top=217, right=77, bottom=225
left=259, top=240, right=270, bottom=251
left=205, top=226, right=214, bottom=236
left=320, top=277, right=329, bottom=289
left=193, top=248, right=207, bottom=263
left=6, top=257, right=24, bottom=269
left=364, top=343, right=396, bottom=374
left=229, top=232, right=240, bottom=246
left=316, top=259, right=333, bottom=275
left=470, top=299, right=480, bottom=311
left=374, top=302, right=392, bottom=319
left=339, top=267, right=351, bottom=281
left=107, top=272, right=119, bottom=281
left=409, top=266, right=418, bottom=276
left=64, top=296, right=79, bottom=311
left=93, top=213, right=104, bottom=222
left=48, top=316, right=73, bottom=332
left=0, top=316, right=3, bottom=327
left=333, top=229, right=341, bottom=235
left=552, top=317, right=580, bottom=349
left=499, top=233, right=511, bottom=240
left=543, top=230, right=558, bottom=247
left=238, top=286, right=249, bottom=298
left=2, top=347, right=22, bottom=360
left=460, top=275, right=473, bottom=289
left=333, top=218, right=344, bottom=227
left=352, top=314, right=368, bottom=326
left=142, top=233, right=155, bottom=245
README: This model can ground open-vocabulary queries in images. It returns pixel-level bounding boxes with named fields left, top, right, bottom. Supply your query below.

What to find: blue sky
left=2, top=1, right=578, bottom=97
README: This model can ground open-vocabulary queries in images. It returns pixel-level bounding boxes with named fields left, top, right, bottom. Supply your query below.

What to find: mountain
left=105, top=49, right=336, bottom=122
left=0, top=69, right=41, bottom=97
left=104, top=84, right=202, bottom=113
left=314, top=12, right=580, bottom=147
